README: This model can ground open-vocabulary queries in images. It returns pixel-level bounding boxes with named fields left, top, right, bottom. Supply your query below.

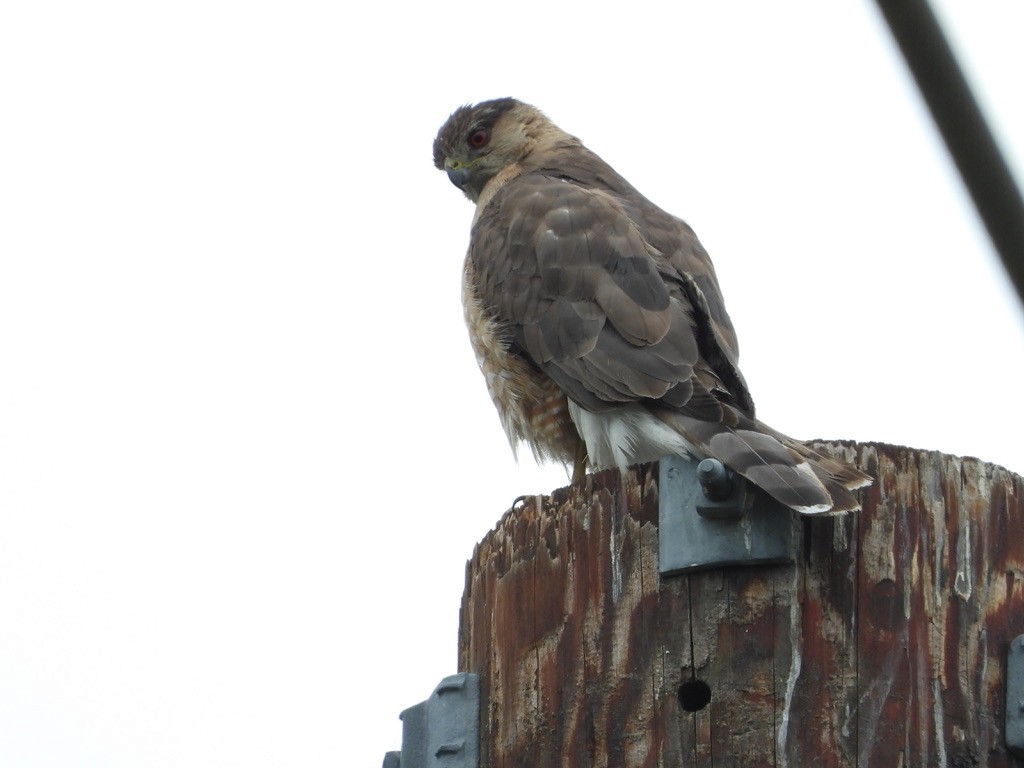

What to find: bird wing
left=470, top=171, right=735, bottom=422
left=469, top=169, right=873, bottom=514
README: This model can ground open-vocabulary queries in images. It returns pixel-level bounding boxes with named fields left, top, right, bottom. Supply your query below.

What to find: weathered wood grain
left=458, top=443, right=1024, bottom=767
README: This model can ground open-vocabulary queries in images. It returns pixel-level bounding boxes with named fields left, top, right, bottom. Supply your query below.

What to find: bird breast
left=462, top=257, right=580, bottom=466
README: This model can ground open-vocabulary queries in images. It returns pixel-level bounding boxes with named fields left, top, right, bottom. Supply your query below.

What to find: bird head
left=433, top=98, right=575, bottom=203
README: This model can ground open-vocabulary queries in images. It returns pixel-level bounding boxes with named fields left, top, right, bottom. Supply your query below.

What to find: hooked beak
left=444, top=159, right=471, bottom=190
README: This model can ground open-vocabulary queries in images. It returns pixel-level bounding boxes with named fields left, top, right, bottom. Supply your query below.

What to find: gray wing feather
left=472, top=173, right=705, bottom=410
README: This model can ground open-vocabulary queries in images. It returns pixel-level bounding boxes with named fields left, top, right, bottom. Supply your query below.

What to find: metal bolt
left=697, top=458, right=733, bottom=501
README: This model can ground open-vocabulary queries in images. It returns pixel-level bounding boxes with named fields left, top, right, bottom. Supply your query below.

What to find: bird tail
left=652, top=408, right=872, bottom=515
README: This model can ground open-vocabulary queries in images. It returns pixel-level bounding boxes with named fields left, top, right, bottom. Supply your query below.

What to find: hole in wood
left=678, top=679, right=711, bottom=712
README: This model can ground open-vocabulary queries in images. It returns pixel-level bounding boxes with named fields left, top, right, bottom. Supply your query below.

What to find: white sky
left=1, top=1, right=1021, bottom=766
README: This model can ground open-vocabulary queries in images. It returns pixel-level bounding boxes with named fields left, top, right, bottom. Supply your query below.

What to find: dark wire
left=874, top=0, right=1024, bottom=308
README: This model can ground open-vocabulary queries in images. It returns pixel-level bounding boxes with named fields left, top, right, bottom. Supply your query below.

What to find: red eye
left=468, top=129, right=490, bottom=148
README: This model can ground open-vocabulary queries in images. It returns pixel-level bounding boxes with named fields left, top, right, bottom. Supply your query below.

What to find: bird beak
left=444, top=159, right=471, bottom=190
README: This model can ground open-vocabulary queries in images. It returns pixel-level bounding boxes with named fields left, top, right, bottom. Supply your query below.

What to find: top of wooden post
left=459, top=441, right=1024, bottom=767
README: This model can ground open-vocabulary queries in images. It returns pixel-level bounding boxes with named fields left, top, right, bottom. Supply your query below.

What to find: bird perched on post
left=433, top=98, right=871, bottom=514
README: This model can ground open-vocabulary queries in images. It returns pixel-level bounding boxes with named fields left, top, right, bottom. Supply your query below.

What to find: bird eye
left=468, top=129, right=490, bottom=149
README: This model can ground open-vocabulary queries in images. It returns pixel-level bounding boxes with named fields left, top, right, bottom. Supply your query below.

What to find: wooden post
left=458, top=442, right=1024, bottom=766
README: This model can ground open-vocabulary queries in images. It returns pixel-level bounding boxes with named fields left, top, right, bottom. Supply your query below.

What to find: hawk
left=433, top=98, right=871, bottom=514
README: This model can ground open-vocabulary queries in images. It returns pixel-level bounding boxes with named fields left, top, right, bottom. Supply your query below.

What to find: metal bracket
left=659, top=456, right=798, bottom=575
left=383, top=673, right=480, bottom=768
left=1008, top=634, right=1024, bottom=757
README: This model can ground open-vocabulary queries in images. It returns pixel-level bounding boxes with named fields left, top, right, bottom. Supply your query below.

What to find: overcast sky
left=1, top=1, right=1022, bottom=766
